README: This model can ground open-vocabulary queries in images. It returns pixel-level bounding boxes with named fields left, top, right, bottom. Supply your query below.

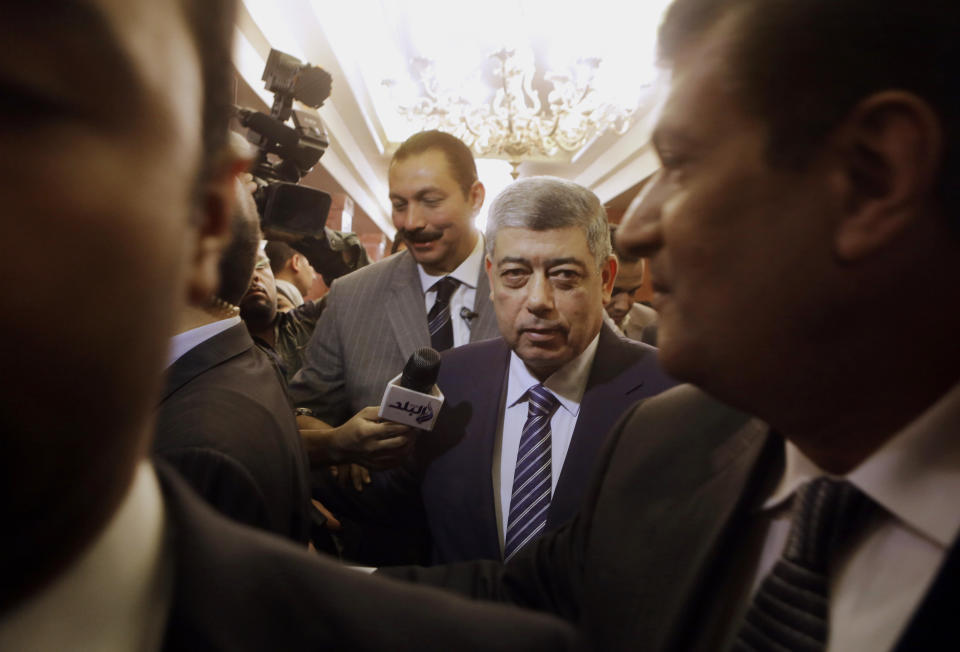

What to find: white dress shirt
left=417, top=235, right=484, bottom=348
left=492, top=334, right=601, bottom=552
left=0, top=462, right=173, bottom=652
left=166, top=315, right=241, bottom=367
left=747, top=381, right=960, bottom=651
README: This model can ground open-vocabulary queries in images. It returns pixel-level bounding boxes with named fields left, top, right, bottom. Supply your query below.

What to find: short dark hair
left=391, top=130, right=478, bottom=197
left=659, top=0, right=960, bottom=222
left=264, top=240, right=297, bottom=274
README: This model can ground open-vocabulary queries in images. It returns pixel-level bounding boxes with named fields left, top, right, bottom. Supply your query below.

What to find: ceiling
left=233, top=0, right=670, bottom=239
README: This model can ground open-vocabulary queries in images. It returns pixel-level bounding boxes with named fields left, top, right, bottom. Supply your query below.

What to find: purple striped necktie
left=504, top=384, right=560, bottom=561
left=427, top=276, right=459, bottom=352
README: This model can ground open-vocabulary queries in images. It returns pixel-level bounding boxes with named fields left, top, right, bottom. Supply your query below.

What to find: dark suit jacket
left=156, top=464, right=581, bottom=652
left=381, top=384, right=960, bottom=651
left=320, top=324, right=676, bottom=565
left=415, top=323, right=676, bottom=562
left=154, top=322, right=311, bottom=543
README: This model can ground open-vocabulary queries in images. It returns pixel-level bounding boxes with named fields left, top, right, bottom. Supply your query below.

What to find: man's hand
left=298, top=408, right=416, bottom=469
left=311, top=498, right=342, bottom=530
left=330, top=463, right=372, bottom=492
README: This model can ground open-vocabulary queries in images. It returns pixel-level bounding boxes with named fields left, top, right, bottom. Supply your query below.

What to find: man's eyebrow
left=497, top=256, right=531, bottom=266
left=413, top=187, right=446, bottom=199
left=652, top=124, right=701, bottom=154
left=545, top=257, right=586, bottom=268
left=389, top=186, right=445, bottom=202
left=496, top=256, right=587, bottom=268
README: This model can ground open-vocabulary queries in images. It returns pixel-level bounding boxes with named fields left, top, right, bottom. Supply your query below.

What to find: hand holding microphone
left=299, top=348, right=444, bottom=469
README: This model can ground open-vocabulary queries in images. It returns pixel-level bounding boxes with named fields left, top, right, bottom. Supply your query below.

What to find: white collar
left=417, top=233, right=484, bottom=294
left=0, top=462, right=172, bottom=651
left=764, top=381, right=960, bottom=548
left=506, top=332, right=602, bottom=417
left=166, top=316, right=241, bottom=368
left=275, top=279, right=304, bottom=307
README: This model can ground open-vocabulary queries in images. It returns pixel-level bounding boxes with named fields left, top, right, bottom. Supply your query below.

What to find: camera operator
left=240, top=247, right=326, bottom=384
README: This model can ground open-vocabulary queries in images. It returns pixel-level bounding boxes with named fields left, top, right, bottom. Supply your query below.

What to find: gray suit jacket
left=288, top=249, right=499, bottom=425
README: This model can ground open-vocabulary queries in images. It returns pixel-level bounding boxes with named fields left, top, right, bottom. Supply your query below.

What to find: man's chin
left=239, top=299, right=275, bottom=325
left=517, top=345, right=573, bottom=378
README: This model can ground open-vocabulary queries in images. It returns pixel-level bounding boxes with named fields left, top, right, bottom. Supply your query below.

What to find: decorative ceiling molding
left=235, top=0, right=672, bottom=236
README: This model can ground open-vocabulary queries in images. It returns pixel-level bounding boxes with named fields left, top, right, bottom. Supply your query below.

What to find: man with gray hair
left=332, top=176, right=675, bottom=564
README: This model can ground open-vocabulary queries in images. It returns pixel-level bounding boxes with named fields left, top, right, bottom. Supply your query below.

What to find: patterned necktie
left=732, top=477, right=871, bottom=652
left=427, top=276, right=459, bottom=352
left=504, top=384, right=560, bottom=561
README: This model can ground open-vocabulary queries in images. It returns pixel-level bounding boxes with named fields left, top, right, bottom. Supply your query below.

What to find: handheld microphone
left=460, top=307, right=479, bottom=322
left=399, top=348, right=441, bottom=393
left=378, top=348, right=445, bottom=430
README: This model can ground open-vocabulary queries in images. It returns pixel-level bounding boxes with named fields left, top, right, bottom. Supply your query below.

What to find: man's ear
left=833, top=91, right=943, bottom=262
left=469, top=181, right=485, bottom=217
left=186, top=156, right=251, bottom=305
left=600, top=255, right=618, bottom=305
left=289, top=253, right=304, bottom=273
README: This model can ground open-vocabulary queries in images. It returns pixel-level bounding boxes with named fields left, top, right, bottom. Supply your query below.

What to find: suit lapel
left=893, top=531, right=960, bottom=650
left=549, top=326, right=651, bottom=526
left=386, top=252, right=431, bottom=361
left=161, top=323, right=253, bottom=403
left=470, top=264, right=499, bottom=342
left=476, top=342, right=510, bottom=556
left=621, top=420, right=777, bottom=650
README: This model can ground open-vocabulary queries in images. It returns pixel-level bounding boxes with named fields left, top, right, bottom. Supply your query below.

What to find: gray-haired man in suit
left=289, top=130, right=500, bottom=469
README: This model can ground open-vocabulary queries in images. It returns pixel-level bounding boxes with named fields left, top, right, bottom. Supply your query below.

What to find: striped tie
left=732, top=477, right=871, bottom=652
left=427, top=276, right=459, bottom=352
left=504, top=385, right=560, bottom=561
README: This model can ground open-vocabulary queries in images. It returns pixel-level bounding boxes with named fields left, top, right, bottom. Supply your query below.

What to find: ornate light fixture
left=384, top=49, right=640, bottom=178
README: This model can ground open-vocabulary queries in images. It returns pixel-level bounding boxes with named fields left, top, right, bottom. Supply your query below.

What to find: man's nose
left=615, top=171, right=666, bottom=259
left=526, top=274, right=555, bottom=315
left=400, top=203, right=427, bottom=232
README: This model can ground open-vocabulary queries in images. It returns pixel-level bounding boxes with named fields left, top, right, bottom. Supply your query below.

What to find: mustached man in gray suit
left=289, top=131, right=500, bottom=468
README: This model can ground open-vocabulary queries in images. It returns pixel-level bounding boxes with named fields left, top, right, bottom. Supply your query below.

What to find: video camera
left=236, top=48, right=333, bottom=237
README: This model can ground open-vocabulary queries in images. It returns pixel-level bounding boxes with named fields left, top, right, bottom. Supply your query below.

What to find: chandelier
left=384, top=49, right=639, bottom=178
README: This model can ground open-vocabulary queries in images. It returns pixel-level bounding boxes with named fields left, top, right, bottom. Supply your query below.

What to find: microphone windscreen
left=399, top=347, right=441, bottom=394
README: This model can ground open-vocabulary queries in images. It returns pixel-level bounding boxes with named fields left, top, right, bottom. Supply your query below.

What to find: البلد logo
left=416, top=405, right=434, bottom=424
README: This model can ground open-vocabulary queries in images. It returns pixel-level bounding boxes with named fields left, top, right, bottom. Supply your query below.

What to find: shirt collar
left=275, top=279, right=304, bottom=307
left=506, top=332, right=601, bottom=417
left=417, top=233, right=484, bottom=294
left=763, top=381, right=960, bottom=548
left=166, top=316, right=241, bottom=368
